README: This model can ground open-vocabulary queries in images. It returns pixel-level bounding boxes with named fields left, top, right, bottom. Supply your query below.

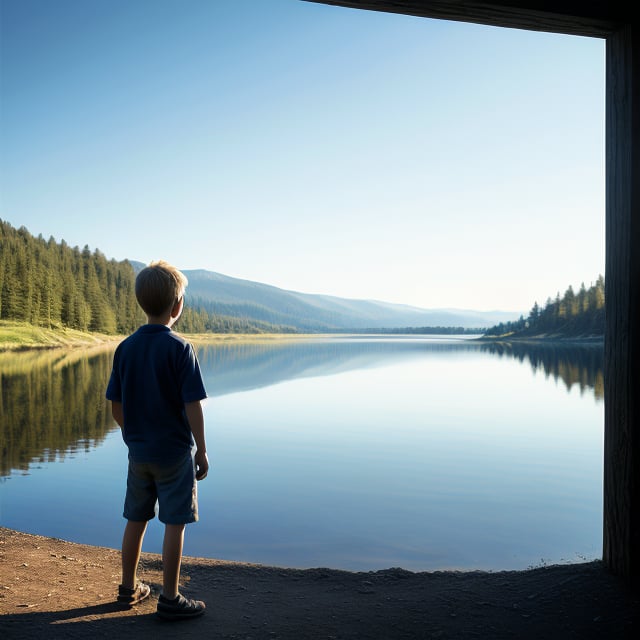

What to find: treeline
left=0, top=220, right=295, bottom=335
left=1, top=219, right=143, bottom=334
left=484, top=275, right=605, bottom=338
left=332, top=326, right=485, bottom=335
left=181, top=297, right=298, bottom=334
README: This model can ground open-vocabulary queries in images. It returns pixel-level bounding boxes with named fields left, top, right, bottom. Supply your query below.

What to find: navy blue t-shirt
left=106, top=324, right=207, bottom=463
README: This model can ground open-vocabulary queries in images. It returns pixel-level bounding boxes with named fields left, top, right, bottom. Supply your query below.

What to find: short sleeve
left=105, top=347, right=122, bottom=401
left=179, top=343, right=207, bottom=403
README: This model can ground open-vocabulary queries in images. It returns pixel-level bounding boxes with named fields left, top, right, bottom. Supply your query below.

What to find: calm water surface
left=0, top=337, right=604, bottom=571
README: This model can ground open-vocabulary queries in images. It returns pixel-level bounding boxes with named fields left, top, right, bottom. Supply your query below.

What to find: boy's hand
left=195, top=450, right=209, bottom=481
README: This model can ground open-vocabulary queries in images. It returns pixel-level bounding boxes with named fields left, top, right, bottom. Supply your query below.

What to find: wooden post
left=603, top=22, right=640, bottom=583
left=310, top=0, right=638, bottom=582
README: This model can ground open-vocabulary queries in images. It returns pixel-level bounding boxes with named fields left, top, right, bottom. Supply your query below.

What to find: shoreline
left=476, top=335, right=604, bottom=345
left=1, top=322, right=605, bottom=352
left=1, top=526, right=636, bottom=639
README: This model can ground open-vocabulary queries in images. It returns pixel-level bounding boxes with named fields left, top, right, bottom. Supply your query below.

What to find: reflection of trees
left=194, top=338, right=483, bottom=397
left=0, top=337, right=604, bottom=477
left=481, top=341, right=604, bottom=401
left=0, top=345, right=117, bottom=476
left=197, top=338, right=604, bottom=402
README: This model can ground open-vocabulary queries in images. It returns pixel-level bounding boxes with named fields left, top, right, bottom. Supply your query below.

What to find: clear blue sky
left=0, top=0, right=605, bottom=313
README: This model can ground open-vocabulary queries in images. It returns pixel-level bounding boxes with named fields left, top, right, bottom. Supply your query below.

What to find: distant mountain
left=129, top=263, right=519, bottom=331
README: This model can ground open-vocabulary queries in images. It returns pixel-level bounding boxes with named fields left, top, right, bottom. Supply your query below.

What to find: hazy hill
left=0, top=217, right=518, bottom=338
left=130, top=264, right=519, bottom=331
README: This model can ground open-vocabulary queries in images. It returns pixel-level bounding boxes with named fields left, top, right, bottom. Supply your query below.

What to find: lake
left=0, top=336, right=604, bottom=572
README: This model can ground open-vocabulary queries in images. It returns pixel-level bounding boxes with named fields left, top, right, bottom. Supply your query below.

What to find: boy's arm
left=111, top=401, right=124, bottom=428
left=185, top=400, right=209, bottom=481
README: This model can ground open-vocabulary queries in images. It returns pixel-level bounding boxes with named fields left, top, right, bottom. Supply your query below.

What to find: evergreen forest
left=483, top=276, right=605, bottom=338
left=1, top=219, right=605, bottom=339
left=0, top=220, right=291, bottom=335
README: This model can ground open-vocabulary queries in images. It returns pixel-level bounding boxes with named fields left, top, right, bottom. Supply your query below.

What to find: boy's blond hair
left=135, top=260, right=188, bottom=317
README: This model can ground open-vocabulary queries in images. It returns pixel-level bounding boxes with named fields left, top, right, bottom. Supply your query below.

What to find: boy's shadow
left=0, top=599, right=205, bottom=639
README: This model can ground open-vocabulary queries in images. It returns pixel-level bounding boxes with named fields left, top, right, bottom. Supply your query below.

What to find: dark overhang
left=303, top=1, right=631, bottom=38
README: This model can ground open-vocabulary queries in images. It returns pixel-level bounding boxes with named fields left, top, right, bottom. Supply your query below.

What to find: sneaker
left=156, top=593, right=206, bottom=620
left=117, top=582, right=151, bottom=606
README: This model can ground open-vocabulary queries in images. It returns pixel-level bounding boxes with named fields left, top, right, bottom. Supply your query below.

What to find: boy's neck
left=145, top=314, right=173, bottom=328
left=144, top=297, right=183, bottom=329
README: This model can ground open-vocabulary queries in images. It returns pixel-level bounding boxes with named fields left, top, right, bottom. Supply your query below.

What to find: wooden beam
left=304, top=1, right=629, bottom=37
left=604, top=22, right=640, bottom=583
left=308, top=0, right=639, bottom=582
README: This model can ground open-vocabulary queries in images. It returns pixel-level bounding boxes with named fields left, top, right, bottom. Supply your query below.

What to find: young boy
left=106, top=260, right=209, bottom=620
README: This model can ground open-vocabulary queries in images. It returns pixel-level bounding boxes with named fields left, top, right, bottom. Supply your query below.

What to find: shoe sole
left=156, top=608, right=205, bottom=621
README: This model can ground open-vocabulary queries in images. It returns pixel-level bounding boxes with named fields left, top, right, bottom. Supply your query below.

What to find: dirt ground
left=0, top=527, right=637, bottom=639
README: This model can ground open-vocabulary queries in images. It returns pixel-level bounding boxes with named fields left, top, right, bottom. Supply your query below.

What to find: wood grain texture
left=604, top=23, right=640, bottom=583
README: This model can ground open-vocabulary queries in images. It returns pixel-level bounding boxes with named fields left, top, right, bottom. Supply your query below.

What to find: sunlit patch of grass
left=0, top=321, right=330, bottom=351
left=0, top=320, right=121, bottom=351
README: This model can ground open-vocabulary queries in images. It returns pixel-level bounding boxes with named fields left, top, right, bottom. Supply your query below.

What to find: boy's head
left=135, top=260, right=188, bottom=318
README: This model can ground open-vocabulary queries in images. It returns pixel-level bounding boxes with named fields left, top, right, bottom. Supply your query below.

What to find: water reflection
left=480, top=340, right=604, bottom=401
left=0, top=336, right=604, bottom=570
left=195, top=337, right=483, bottom=397
left=0, top=345, right=116, bottom=476
left=0, top=337, right=604, bottom=478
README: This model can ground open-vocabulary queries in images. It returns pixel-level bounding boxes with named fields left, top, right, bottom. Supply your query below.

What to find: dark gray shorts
left=123, top=453, right=198, bottom=525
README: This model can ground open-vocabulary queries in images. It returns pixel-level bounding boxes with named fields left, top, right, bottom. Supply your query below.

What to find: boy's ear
left=171, top=296, right=184, bottom=318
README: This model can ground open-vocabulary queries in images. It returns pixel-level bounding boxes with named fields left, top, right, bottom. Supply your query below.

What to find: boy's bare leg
left=162, top=523, right=186, bottom=599
left=121, top=520, right=148, bottom=588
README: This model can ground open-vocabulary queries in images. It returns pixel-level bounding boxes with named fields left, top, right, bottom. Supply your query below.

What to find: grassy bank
left=0, top=321, right=331, bottom=351
left=0, top=320, right=121, bottom=351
